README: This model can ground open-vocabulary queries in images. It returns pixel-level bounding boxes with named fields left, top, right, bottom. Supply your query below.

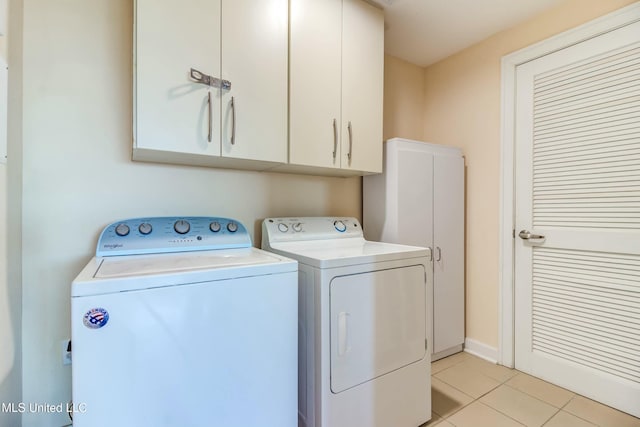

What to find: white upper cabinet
left=134, top=0, right=381, bottom=175
left=221, top=1, right=288, bottom=163
left=134, top=0, right=288, bottom=169
left=135, top=0, right=222, bottom=158
left=341, top=0, right=384, bottom=174
left=289, top=0, right=342, bottom=170
left=287, top=0, right=384, bottom=175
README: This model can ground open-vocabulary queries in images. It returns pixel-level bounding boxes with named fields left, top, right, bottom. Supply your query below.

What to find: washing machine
left=261, top=217, right=432, bottom=427
left=71, top=216, right=298, bottom=427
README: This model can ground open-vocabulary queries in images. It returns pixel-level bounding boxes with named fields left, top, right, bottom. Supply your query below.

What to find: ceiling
left=371, top=0, right=563, bottom=67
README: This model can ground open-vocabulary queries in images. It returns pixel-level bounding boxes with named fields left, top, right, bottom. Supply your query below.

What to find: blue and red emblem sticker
left=83, top=308, right=109, bottom=329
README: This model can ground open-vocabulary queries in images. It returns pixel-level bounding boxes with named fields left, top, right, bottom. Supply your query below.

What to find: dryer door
left=330, top=264, right=427, bottom=393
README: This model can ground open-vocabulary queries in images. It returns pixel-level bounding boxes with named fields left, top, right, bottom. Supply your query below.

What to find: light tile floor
left=423, top=352, right=640, bottom=427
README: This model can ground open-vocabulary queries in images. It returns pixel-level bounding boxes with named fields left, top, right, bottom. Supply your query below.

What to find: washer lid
left=269, top=238, right=429, bottom=268
left=72, top=248, right=297, bottom=297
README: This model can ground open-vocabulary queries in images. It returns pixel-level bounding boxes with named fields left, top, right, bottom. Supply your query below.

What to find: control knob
left=278, top=223, right=289, bottom=233
left=292, top=223, right=302, bottom=232
left=115, top=223, right=130, bottom=237
left=210, top=221, right=221, bottom=232
left=174, top=220, right=191, bottom=235
left=227, top=222, right=238, bottom=233
left=138, top=222, right=152, bottom=235
left=334, top=220, right=347, bottom=232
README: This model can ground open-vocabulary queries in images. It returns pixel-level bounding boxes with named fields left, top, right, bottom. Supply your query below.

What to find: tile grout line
left=506, top=374, right=638, bottom=426
left=432, top=371, right=521, bottom=426
left=539, top=407, right=562, bottom=427
left=558, top=393, right=607, bottom=426
left=432, top=360, right=509, bottom=422
left=505, top=372, right=578, bottom=410
left=501, top=382, right=570, bottom=409
left=480, top=400, right=529, bottom=427
left=430, top=381, right=474, bottom=422
left=431, top=356, right=472, bottom=375
left=432, top=354, right=639, bottom=427
left=561, top=395, right=576, bottom=410
left=481, top=383, right=561, bottom=427
left=447, top=400, right=529, bottom=427
left=434, top=377, right=498, bottom=403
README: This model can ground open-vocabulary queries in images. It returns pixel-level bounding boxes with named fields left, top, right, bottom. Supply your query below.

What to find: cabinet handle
left=230, top=96, right=236, bottom=145
left=428, top=247, right=433, bottom=261
left=347, top=121, right=353, bottom=163
left=436, top=246, right=442, bottom=262
left=207, top=91, right=212, bottom=143
left=332, top=119, right=338, bottom=160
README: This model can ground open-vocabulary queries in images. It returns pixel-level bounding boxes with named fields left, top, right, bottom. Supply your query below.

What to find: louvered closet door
left=514, top=20, right=640, bottom=417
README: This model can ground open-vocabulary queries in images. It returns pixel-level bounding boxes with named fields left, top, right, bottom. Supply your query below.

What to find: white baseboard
left=464, top=338, right=499, bottom=364
left=432, top=344, right=463, bottom=362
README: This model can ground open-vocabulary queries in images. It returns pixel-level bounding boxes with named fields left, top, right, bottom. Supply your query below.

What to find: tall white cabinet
left=285, top=0, right=383, bottom=176
left=133, top=0, right=288, bottom=169
left=363, top=138, right=465, bottom=360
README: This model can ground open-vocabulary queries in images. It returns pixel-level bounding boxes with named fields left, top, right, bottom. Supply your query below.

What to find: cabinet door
left=341, top=0, right=384, bottom=173
left=135, top=0, right=221, bottom=156
left=433, top=155, right=465, bottom=354
left=394, top=146, right=434, bottom=248
left=289, top=0, right=342, bottom=169
left=221, top=0, right=288, bottom=163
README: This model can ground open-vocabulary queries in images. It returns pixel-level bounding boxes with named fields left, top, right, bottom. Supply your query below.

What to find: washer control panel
left=96, top=217, right=251, bottom=257
left=262, top=217, right=363, bottom=246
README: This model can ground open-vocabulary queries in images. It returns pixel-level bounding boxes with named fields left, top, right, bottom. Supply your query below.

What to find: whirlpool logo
left=103, top=243, right=123, bottom=249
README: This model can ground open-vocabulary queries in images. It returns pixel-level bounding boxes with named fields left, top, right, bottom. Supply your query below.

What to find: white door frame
left=498, top=2, right=640, bottom=368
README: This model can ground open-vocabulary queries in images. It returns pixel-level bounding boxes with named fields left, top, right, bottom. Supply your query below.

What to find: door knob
left=518, top=230, right=545, bottom=241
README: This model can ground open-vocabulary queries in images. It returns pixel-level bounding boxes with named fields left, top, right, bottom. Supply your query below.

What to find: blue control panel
left=96, top=217, right=252, bottom=257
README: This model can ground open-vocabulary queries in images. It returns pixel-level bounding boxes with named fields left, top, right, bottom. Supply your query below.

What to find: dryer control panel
left=262, top=217, right=363, bottom=246
left=96, top=216, right=251, bottom=257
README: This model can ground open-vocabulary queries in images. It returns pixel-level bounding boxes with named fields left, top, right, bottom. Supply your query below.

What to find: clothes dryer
left=262, top=217, right=431, bottom=427
left=72, top=216, right=297, bottom=427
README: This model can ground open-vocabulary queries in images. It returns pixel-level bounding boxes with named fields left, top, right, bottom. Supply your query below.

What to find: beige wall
left=17, top=1, right=360, bottom=425
left=383, top=54, right=424, bottom=141
left=422, top=0, right=638, bottom=348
